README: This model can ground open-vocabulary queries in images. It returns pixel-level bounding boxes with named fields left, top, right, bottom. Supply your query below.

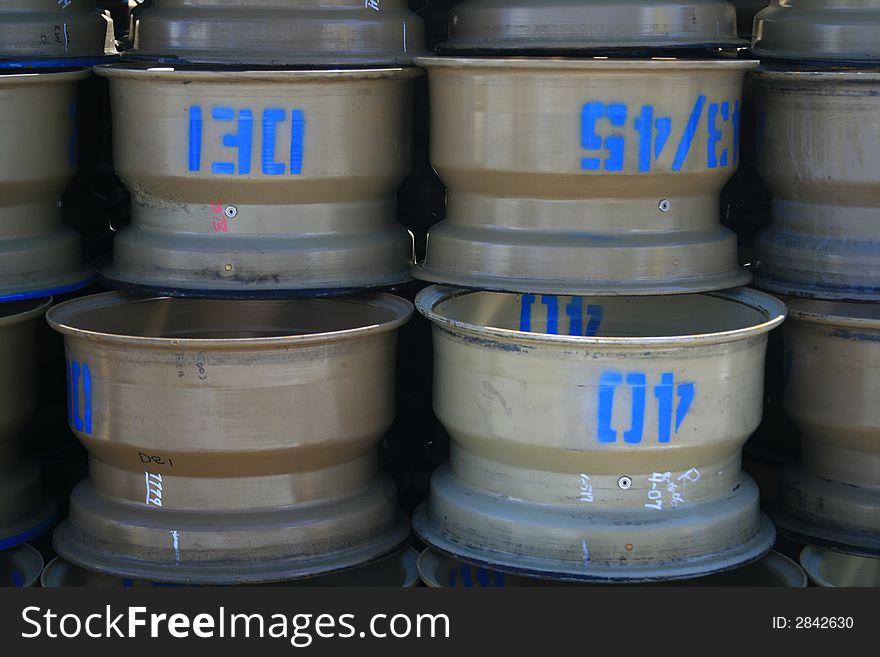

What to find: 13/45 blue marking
left=188, top=106, right=306, bottom=176
left=580, top=97, right=740, bottom=173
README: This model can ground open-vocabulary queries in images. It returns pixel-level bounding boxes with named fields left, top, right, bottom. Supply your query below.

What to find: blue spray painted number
left=580, top=98, right=740, bottom=173
left=520, top=295, right=603, bottom=336
left=597, top=371, right=694, bottom=444
left=66, top=359, right=92, bottom=435
left=188, top=106, right=305, bottom=176
left=581, top=102, right=627, bottom=171
left=447, top=564, right=506, bottom=588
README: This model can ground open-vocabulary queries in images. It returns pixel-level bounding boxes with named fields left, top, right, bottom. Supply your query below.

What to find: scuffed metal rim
left=437, top=41, right=745, bottom=53
left=40, top=547, right=421, bottom=587
left=0, top=271, right=95, bottom=304
left=0, top=68, right=92, bottom=85
left=94, top=63, right=423, bottom=82
left=413, top=505, right=776, bottom=583
left=416, top=548, right=806, bottom=587
left=771, top=509, right=880, bottom=558
left=799, top=545, right=880, bottom=588
left=761, top=551, right=809, bottom=588
left=799, top=546, right=837, bottom=588
left=46, top=291, right=414, bottom=350
left=0, top=499, right=59, bottom=552
left=417, top=548, right=454, bottom=588
left=415, top=56, right=759, bottom=71
left=97, top=268, right=414, bottom=301
left=1, top=544, right=44, bottom=588
left=753, top=69, right=880, bottom=83
left=52, top=516, right=411, bottom=585
left=0, top=297, right=52, bottom=328
left=415, top=285, right=786, bottom=349
left=785, top=299, right=880, bottom=331
left=412, top=264, right=753, bottom=298
left=118, top=52, right=430, bottom=68
left=752, top=274, right=880, bottom=303
left=397, top=546, right=420, bottom=587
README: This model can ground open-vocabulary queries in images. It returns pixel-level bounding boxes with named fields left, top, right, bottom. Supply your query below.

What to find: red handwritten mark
left=210, top=198, right=228, bottom=233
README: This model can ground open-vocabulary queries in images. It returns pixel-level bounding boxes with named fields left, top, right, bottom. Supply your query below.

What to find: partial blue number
left=597, top=371, right=694, bottom=445
left=633, top=105, right=671, bottom=173
left=66, top=359, right=92, bottom=434
left=581, top=101, right=627, bottom=171
left=448, top=565, right=506, bottom=588
left=520, top=295, right=603, bottom=336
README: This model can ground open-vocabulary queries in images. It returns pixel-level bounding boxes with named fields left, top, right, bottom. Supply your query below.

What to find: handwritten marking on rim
left=171, top=530, right=181, bottom=565
left=581, top=539, right=590, bottom=566
left=579, top=474, right=594, bottom=503
left=210, top=199, right=228, bottom=233
left=145, top=472, right=163, bottom=507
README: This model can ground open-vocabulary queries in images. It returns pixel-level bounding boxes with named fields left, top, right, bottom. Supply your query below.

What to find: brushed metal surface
left=41, top=547, right=419, bottom=587
left=97, top=65, right=419, bottom=298
left=418, top=548, right=807, bottom=587
left=753, top=0, right=880, bottom=63
left=47, top=292, right=414, bottom=583
left=0, top=69, right=92, bottom=301
left=774, top=300, right=880, bottom=555
left=752, top=71, right=880, bottom=301
left=414, top=58, right=756, bottom=295
left=800, top=546, right=880, bottom=587
left=414, top=285, right=785, bottom=581
left=439, top=0, right=742, bottom=51
left=127, top=0, right=427, bottom=65
left=0, top=298, right=57, bottom=550
left=0, top=0, right=112, bottom=60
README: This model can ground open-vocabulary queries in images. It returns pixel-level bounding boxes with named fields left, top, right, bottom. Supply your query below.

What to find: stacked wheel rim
left=413, top=57, right=756, bottom=296
left=439, top=0, right=742, bottom=52
left=97, top=64, right=419, bottom=299
left=127, top=0, right=427, bottom=66
left=0, top=298, right=56, bottom=550
left=47, top=292, right=414, bottom=584
left=0, top=69, right=93, bottom=301
left=413, top=285, right=785, bottom=581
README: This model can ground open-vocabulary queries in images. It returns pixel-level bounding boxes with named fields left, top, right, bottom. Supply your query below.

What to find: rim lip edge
left=0, top=68, right=91, bottom=84
left=797, top=545, right=879, bottom=588
left=785, top=299, right=880, bottom=331
left=413, top=505, right=776, bottom=583
left=0, top=297, right=53, bottom=328
left=415, top=56, right=758, bottom=70
left=95, top=64, right=423, bottom=81
left=1, top=543, right=44, bottom=588
left=46, top=291, right=415, bottom=349
left=753, top=68, right=880, bottom=81
left=416, top=548, right=807, bottom=587
left=415, top=285, right=787, bottom=349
